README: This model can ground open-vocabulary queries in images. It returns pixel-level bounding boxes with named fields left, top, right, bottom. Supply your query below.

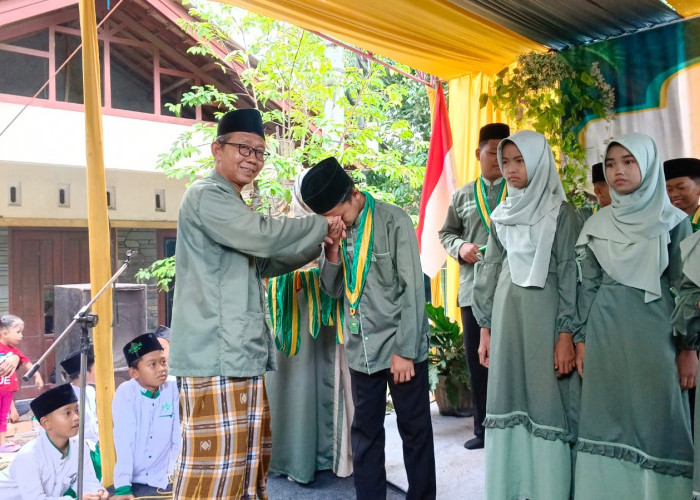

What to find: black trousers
left=461, top=306, right=488, bottom=439
left=350, top=360, right=436, bottom=500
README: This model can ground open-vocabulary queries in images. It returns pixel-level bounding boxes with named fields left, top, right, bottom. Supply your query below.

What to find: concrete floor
left=385, top=402, right=485, bottom=499
left=2, top=402, right=486, bottom=499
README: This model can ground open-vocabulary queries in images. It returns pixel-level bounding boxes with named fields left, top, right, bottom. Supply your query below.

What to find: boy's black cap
left=153, top=325, right=170, bottom=342
left=478, top=123, right=510, bottom=144
left=123, top=333, right=163, bottom=367
left=59, top=348, right=94, bottom=379
left=216, top=109, right=265, bottom=138
left=300, top=157, right=353, bottom=214
left=591, top=162, right=605, bottom=184
left=663, top=158, right=700, bottom=180
left=30, top=384, right=77, bottom=419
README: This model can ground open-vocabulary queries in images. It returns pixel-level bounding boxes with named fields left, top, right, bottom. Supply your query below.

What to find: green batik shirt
left=320, top=200, right=429, bottom=374
left=438, top=177, right=505, bottom=307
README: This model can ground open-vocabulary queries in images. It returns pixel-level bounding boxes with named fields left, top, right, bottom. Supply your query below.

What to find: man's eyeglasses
left=220, top=142, right=270, bottom=161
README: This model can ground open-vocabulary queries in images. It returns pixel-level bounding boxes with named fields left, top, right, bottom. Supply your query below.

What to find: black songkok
left=300, top=157, right=353, bottom=214
left=30, top=384, right=78, bottom=420
left=153, top=325, right=171, bottom=342
left=217, top=109, right=265, bottom=138
left=60, top=348, right=94, bottom=379
left=663, top=158, right=700, bottom=180
left=591, top=162, right=605, bottom=184
left=478, top=123, right=511, bottom=145
left=123, top=333, right=163, bottom=368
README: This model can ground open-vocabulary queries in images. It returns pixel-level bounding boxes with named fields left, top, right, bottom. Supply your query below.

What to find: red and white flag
left=416, top=83, right=455, bottom=278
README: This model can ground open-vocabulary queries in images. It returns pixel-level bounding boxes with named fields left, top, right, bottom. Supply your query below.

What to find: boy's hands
left=553, top=333, right=575, bottom=377
left=324, top=216, right=345, bottom=264
left=458, top=242, right=482, bottom=264
left=390, top=355, right=415, bottom=384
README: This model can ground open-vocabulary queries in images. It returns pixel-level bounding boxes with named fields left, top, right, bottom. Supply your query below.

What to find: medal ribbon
left=268, top=269, right=346, bottom=354
left=692, top=206, right=700, bottom=232
left=474, top=177, right=507, bottom=233
left=340, top=191, right=375, bottom=315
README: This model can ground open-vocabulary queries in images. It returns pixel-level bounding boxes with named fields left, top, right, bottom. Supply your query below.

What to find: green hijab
left=492, top=130, right=566, bottom=288
left=576, top=133, right=687, bottom=302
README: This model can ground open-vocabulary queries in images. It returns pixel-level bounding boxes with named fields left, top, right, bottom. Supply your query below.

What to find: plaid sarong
left=173, top=376, right=271, bottom=499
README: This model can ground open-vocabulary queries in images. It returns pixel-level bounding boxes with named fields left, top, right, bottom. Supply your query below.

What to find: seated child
left=60, top=348, right=99, bottom=444
left=0, top=383, right=107, bottom=499
left=61, top=348, right=101, bottom=480
left=112, top=332, right=180, bottom=499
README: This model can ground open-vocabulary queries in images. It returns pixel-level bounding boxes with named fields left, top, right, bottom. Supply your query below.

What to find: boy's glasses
left=221, top=142, right=270, bottom=161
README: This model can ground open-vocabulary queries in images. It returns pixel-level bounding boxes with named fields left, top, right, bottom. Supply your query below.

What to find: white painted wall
left=0, top=102, right=210, bottom=172
left=0, top=162, right=187, bottom=222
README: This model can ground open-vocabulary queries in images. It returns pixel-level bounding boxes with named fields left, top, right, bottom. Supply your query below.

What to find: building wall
left=114, top=227, right=160, bottom=331
left=1, top=163, right=187, bottom=222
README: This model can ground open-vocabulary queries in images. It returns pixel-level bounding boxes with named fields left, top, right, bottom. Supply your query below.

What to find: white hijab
left=491, top=130, right=566, bottom=288
left=576, top=133, right=687, bottom=302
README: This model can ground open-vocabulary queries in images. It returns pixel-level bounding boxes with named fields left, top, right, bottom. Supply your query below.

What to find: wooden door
left=9, top=228, right=90, bottom=399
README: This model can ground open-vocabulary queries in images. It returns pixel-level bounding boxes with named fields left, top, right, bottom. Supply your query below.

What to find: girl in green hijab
left=574, top=133, right=693, bottom=500
left=473, top=130, right=580, bottom=500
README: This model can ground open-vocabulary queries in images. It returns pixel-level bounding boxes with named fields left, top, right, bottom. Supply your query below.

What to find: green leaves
left=481, top=51, right=616, bottom=207
left=426, top=303, right=470, bottom=400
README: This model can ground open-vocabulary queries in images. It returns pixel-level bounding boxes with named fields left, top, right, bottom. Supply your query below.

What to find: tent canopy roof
left=218, top=0, right=700, bottom=79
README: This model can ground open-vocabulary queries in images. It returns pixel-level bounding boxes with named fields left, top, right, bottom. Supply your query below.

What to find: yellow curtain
left=439, top=73, right=512, bottom=322
left=78, top=0, right=116, bottom=486
left=216, top=0, right=544, bottom=80
left=668, top=0, right=700, bottom=16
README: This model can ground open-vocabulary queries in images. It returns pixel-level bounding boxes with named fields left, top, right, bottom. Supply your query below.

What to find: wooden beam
left=0, top=7, right=78, bottom=43
left=0, top=0, right=77, bottom=26
left=111, top=9, right=250, bottom=108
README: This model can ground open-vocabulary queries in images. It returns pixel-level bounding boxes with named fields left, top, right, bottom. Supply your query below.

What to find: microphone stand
left=24, top=250, right=137, bottom=498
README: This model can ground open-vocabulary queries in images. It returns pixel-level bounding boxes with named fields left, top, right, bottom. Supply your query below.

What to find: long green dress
left=265, top=280, right=353, bottom=484
left=473, top=202, right=580, bottom=500
left=573, top=221, right=693, bottom=499
left=671, top=231, right=700, bottom=499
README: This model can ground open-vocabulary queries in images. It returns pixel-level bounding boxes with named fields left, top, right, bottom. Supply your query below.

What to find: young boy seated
left=60, top=348, right=99, bottom=444
left=0, top=384, right=107, bottom=499
left=112, top=332, right=180, bottom=499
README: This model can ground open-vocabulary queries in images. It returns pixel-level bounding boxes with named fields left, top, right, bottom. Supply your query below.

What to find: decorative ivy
left=480, top=51, right=615, bottom=206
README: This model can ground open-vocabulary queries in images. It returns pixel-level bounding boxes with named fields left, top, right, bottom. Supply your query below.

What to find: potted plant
left=426, top=303, right=472, bottom=417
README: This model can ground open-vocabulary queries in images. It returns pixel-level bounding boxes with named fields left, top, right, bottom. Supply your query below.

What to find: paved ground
left=2, top=402, right=486, bottom=499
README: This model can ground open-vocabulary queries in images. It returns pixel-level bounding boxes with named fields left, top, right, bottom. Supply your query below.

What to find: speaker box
left=54, top=283, right=147, bottom=387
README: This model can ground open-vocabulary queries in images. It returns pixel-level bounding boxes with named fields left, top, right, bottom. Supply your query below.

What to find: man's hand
left=677, top=349, right=698, bottom=390
left=575, top=342, right=585, bottom=378
left=553, top=333, right=575, bottom=377
left=390, top=355, right=415, bottom=384
left=458, top=242, right=482, bottom=264
left=478, top=328, right=490, bottom=368
left=0, top=353, right=20, bottom=377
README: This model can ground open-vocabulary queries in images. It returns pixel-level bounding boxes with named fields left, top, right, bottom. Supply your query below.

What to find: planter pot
left=434, top=374, right=473, bottom=417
